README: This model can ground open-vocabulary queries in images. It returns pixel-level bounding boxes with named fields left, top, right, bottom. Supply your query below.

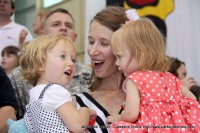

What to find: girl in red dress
left=107, top=10, right=200, bottom=133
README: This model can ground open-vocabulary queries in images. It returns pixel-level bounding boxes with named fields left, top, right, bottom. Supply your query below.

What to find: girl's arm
left=120, top=79, right=140, bottom=122
left=57, top=102, right=96, bottom=133
left=181, top=86, right=197, bottom=100
left=107, top=79, right=140, bottom=123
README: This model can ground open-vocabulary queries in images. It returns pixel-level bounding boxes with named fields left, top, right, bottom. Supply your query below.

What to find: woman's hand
left=181, top=77, right=197, bottom=90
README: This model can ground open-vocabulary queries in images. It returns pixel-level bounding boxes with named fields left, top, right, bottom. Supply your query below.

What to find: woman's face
left=177, top=64, right=187, bottom=80
left=33, top=15, right=41, bottom=34
left=87, top=20, right=118, bottom=78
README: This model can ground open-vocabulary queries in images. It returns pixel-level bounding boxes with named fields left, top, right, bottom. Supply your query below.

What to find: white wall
left=84, top=0, right=106, bottom=65
left=166, top=0, right=200, bottom=83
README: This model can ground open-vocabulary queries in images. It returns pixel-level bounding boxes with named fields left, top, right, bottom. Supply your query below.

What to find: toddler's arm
left=57, top=102, right=96, bottom=133
left=107, top=79, right=140, bottom=123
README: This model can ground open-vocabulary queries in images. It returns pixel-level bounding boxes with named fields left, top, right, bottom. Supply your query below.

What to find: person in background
left=190, top=85, right=200, bottom=103
left=0, top=0, right=32, bottom=62
left=19, top=9, right=50, bottom=43
left=107, top=16, right=200, bottom=132
left=168, top=57, right=197, bottom=90
left=1, top=45, right=19, bottom=75
left=9, top=8, right=91, bottom=119
left=33, top=9, right=51, bottom=35
left=21, top=34, right=96, bottom=133
left=74, top=6, right=128, bottom=133
left=168, top=57, right=200, bottom=102
left=0, top=66, right=18, bottom=133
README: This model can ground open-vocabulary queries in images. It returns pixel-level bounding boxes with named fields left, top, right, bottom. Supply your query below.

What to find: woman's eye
left=102, top=43, right=108, bottom=46
left=89, top=41, right=95, bottom=45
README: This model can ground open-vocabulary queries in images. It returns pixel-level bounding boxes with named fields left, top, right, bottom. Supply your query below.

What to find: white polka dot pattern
left=110, top=71, right=200, bottom=133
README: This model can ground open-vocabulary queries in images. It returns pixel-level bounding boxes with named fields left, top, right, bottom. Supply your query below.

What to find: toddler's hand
left=107, top=115, right=121, bottom=124
left=88, top=109, right=96, bottom=126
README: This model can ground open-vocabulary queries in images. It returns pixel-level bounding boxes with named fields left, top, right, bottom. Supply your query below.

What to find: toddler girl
left=1, top=45, right=19, bottom=75
left=21, top=34, right=96, bottom=133
left=107, top=14, right=200, bottom=132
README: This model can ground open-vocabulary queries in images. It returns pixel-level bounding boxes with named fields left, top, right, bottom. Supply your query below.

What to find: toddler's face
left=113, top=45, right=138, bottom=77
left=39, top=40, right=76, bottom=86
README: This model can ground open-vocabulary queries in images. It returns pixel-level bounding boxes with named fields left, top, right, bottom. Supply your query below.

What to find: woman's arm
left=182, top=86, right=197, bottom=100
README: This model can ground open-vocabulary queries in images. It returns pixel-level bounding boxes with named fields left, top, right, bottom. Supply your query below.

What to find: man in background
left=0, top=0, right=32, bottom=62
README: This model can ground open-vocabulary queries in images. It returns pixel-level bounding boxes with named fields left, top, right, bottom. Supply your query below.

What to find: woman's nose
left=88, top=44, right=99, bottom=56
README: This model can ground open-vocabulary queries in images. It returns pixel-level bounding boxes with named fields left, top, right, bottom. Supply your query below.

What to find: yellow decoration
left=124, top=0, right=174, bottom=20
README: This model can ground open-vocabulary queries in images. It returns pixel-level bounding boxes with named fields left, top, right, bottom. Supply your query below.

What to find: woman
left=74, top=6, right=128, bottom=133
left=168, top=57, right=196, bottom=89
left=33, top=9, right=51, bottom=35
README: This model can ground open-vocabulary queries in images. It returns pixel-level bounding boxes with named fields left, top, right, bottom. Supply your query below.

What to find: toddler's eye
left=61, top=55, right=66, bottom=59
left=72, top=59, right=76, bottom=63
left=116, top=55, right=121, bottom=58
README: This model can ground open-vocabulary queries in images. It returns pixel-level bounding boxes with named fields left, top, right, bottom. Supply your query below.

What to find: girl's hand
left=88, top=109, right=96, bottom=126
left=89, top=109, right=96, bottom=117
left=107, top=115, right=121, bottom=124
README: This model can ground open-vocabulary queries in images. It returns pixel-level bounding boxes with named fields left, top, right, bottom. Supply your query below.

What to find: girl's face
left=38, top=40, right=76, bottom=86
left=113, top=45, right=138, bottom=77
left=87, top=20, right=118, bottom=78
left=1, top=53, right=19, bottom=74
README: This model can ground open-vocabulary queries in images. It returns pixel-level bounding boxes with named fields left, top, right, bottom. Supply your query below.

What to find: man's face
left=0, top=0, right=14, bottom=16
left=41, top=12, right=77, bottom=42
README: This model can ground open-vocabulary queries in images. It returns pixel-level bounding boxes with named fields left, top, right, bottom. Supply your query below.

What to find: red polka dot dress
left=110, top=71, right=200, bottom=133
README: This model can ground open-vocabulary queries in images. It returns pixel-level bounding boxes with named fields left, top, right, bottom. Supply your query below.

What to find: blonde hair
left=34, top=9, right=51, bottom=34
left=21, top=34, right=76, bottom=86
left=111, top=18, right=170, bottom=72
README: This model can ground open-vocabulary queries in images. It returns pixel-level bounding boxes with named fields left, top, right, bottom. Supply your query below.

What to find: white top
left=24, top=84, right=72, bottom=132
left=29, top=84, right=72, bottom=112
left=0, top=21, right=33, bottom=61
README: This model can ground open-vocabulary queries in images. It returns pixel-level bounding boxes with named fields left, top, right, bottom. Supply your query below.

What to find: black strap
left=39, top=83, right=53, bottom=99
